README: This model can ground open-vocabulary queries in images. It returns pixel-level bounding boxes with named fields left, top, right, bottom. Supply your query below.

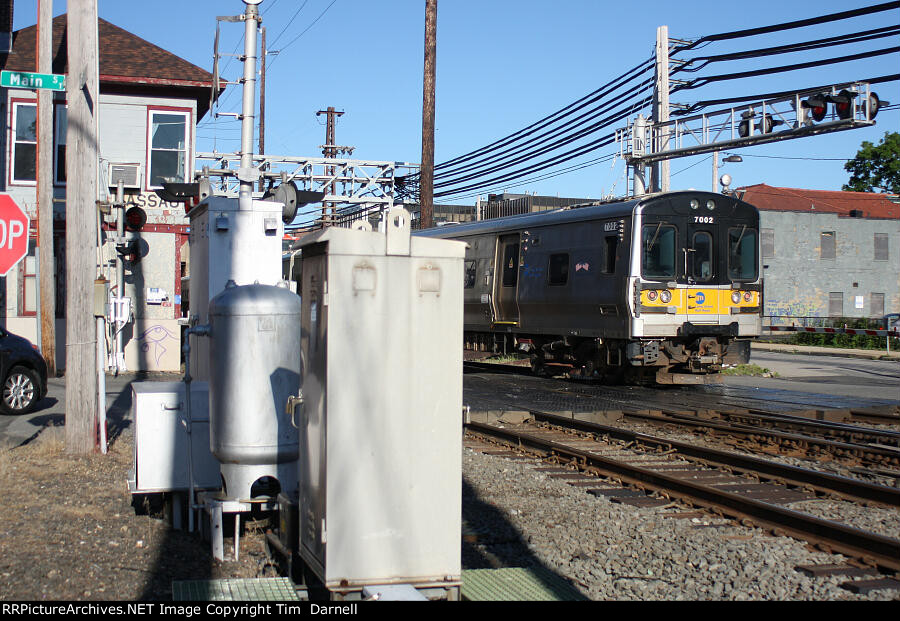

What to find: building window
left=828, top=292, right=843, bottom=317
left=11, top=101, right=37, bottom=184
left=54, top=104, right=66, bottom=184
left=761, top=228, right=774, bottom=259
left=874, top=233, right=888, bottom=261
left=820, top=231, right=836, bottom=259
left=871, top=293, right=885, bottom=317
left=147, top=109, right=190, bottom=188
left=548, top=253, right=569, bottom=286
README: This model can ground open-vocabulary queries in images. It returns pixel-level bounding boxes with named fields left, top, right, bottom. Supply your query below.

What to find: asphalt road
left=724, top=350, right=900, bottom=401
left=0, top=372, right=179, bottom=449
left=1, top=351, right=898, bottom=448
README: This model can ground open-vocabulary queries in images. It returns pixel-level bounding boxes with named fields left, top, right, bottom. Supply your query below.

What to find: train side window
left=641, top=224, right=676, bottom=279
left=501, top=243, right=519, bottom=287
left=728, top=226, right=758, bottom=281
left=548, top=253, right=569, bottom=286
left=464, top=260, right=476, bottom=289
left=691, top=231, right=713, bottom=281
left=603, top=236, right=618, bottom=274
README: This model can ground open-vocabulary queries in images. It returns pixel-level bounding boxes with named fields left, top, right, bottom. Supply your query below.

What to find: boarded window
left=874, top=233, right=888, bottom=261
left=820, top=232, right=836, bottom=259
left=548, top=253, right=569, bottom=286
left=761, top=228, right=774, bottom=259
left=871, top=293, right=885, bottom=317
left=828, top=292, right=843, bottom=317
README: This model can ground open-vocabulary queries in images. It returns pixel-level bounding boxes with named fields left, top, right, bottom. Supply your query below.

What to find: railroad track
left=464, top=361, right=900, bottom=472
left=465, top=410, right=900, bottom=573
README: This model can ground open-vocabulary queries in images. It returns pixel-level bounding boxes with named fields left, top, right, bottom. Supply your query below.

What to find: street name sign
left=0, top=194, right=30, bottom=276
left=1, top=70, right=66, bottom=91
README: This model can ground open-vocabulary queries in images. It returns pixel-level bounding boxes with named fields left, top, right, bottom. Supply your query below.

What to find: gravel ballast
left=461, top=446, right=900, bottom=601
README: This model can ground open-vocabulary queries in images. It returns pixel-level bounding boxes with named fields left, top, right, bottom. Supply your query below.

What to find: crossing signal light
left=758, top=114, right=784, bottom=134
left=827, top=89, right=857, bottom=120
left=801, top=93, right=828, bottom=123
left=738, top=110, right=754, bottom=138
left=866, top=92, right=889, bottom=119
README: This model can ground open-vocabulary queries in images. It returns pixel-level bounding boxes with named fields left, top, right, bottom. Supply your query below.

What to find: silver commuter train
left=416, top=190, right=763, bottom=384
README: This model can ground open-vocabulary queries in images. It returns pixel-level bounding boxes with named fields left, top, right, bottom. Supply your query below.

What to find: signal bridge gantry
left=195, top=152, right=418, bottom=226
left=619, top=81, right=889, bottom=195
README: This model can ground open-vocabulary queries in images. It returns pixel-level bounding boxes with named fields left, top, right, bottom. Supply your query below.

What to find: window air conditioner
left=108, top=163, right=142, bottom=189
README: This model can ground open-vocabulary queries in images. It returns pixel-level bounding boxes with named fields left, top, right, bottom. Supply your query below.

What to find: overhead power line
left=670, top=1, right=900, bottom=54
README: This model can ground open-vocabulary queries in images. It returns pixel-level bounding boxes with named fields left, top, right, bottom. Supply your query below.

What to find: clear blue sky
left=12, top=0, right=900, bottom=208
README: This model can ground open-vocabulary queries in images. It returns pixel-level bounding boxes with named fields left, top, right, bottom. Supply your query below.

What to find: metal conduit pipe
left=182, top=324, right=211, bottom=532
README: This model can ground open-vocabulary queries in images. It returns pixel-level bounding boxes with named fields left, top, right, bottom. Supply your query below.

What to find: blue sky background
left=12, top=0, right=900, bottom=209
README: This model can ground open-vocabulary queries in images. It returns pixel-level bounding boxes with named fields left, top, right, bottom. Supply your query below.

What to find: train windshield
left=728, top=226, right=758, bottom=281
left=641, top=224, right=677, bottom=280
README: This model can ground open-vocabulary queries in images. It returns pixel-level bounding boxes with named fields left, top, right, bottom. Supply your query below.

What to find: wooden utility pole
left=37, top=0, right=56, bottom=377
left=65, top=0, right=99, bottom=454
left=316, top=106, right=344, bottom=224
left=419, top=0, right=437, bottom=229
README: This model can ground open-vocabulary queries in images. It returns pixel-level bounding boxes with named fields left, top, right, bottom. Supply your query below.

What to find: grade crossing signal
left=800, top=89, right=889, bottom=124
left=827, top=89, right=857, bottom=120
left=800, top=93, right=828, bottom=124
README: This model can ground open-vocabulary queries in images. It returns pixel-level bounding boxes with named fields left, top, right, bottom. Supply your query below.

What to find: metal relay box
left=295, top=209, right=466, bottom=594
left=129, top=381, right=220, bottom=493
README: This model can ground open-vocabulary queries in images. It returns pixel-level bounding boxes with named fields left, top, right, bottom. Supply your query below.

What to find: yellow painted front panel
left=640, top=288, right=759, bottom=315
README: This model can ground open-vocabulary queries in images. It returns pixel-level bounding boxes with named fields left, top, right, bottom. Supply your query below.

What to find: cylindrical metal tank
left=208, top=281, right=302, bottom=499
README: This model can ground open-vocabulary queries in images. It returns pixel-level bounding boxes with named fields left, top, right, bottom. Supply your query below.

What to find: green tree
left=843, top=131, right=900, bottom=193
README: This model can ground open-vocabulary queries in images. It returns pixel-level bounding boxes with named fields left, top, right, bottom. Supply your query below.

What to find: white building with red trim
left=1, top=10, right=215, bottom=371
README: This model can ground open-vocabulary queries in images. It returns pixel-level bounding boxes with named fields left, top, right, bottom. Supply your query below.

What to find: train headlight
left=706, top=200, right=716, bottom=210
left=660, top=290, right=672, bottom=304
left=731, top=291, right=741, bottom=304
left=689, top=199, right=700, bottom=210
left=647, top=290, right=658, bottom=302
left=743, top=291, right=753, bottom=302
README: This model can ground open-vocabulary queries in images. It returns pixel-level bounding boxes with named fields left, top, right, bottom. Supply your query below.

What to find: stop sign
left=0, top=194, right=30, bottom=276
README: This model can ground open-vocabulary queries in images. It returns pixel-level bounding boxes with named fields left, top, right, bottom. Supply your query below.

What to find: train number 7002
left=693, top=216, right=715, bottom=224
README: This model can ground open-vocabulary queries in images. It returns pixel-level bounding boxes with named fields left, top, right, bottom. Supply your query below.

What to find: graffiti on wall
left=137, top=324, right=178, bottom=368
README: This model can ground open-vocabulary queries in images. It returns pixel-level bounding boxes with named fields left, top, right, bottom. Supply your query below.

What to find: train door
left=493, top=234, right=520, bottom=324
left=685, top=221, right=721, bottom=315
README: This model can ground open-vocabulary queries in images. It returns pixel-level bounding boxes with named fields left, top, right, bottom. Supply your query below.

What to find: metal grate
left=172, top=578, right=304, bottom=601
left=461, top=567, right=588, bottom=601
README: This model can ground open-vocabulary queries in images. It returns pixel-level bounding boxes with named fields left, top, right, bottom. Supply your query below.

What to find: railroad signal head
left=758, top=114, right=784, bottom=134
left=801, top=93, right=828, bottom=123
left=866, top=92, right=889, bottom=119
left=738, top=110, right=755, bottom=138
left=826, top=89, right=857, bottom=120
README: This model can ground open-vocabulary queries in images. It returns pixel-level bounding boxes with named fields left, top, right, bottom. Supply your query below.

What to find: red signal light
left=826, top=89, right=857, bottom=120
left=801, top=93, right=828, bottom=123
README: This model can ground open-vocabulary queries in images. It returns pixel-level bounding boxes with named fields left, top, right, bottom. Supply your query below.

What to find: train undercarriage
left=465, top=332, right=751, bottom=385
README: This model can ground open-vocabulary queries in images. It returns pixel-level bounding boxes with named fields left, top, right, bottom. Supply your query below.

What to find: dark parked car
left=0, top=328, right=48, bottom=415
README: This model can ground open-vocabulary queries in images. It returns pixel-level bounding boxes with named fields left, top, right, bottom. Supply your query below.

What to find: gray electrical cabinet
left=295, top=209, right=465, bottom=596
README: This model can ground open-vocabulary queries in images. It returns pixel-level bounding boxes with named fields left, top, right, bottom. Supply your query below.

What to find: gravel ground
left=461, top=446, right=900, bottom=601
left=0, top=429, right=269, bottom=601
left=2, top=422, right=897, bottom=601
